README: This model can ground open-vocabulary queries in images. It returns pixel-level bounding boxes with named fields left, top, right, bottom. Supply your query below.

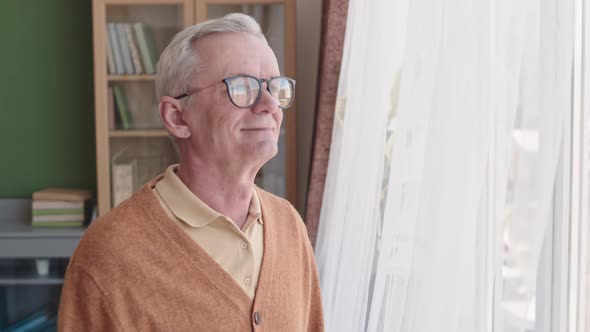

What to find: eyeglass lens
left=227, top=76, right=294, bottom=109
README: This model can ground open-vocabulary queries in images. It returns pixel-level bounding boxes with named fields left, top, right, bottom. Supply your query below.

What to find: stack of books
left=31, top=188, right=92, bottom=228
left=108, top=85, right=133, bottom=130
left=106, top=22, right=158, bottom=75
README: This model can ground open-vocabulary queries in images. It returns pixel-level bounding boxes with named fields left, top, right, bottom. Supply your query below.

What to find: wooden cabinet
left=92, top=0, right=297, bottom=215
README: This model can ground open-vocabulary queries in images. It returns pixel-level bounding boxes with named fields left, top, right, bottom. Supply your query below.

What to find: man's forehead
left=195, top=33, right=273, bottom=58
left=194, top=32, right=279, bottom=75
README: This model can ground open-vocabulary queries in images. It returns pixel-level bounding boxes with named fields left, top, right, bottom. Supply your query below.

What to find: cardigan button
left=253, top=311, right=261, bottom=326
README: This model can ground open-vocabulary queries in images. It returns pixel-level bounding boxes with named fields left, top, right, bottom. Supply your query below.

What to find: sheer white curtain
left=314, top=0, right=573, bottom=331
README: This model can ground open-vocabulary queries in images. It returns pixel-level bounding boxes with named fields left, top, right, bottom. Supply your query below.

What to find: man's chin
left=250, top=141, right=279, bottom=161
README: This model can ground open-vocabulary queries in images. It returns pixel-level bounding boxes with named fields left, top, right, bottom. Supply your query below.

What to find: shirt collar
left=249, top=188, right=263, bottom=225
left=155, top=164, right=262, bottom=228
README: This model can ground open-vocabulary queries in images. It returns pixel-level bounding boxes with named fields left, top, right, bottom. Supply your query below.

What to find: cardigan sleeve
left=58, top=263, right=121, bottom=332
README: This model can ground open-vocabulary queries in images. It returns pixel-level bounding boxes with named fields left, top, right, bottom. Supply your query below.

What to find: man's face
left=182, top=32, right=283, bottom=168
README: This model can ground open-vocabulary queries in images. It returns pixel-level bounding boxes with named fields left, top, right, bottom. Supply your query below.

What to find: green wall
left=0, top=0, right=96, bottom=197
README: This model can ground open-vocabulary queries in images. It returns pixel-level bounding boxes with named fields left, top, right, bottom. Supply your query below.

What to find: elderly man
left=58, top=13, right=324, bottom=331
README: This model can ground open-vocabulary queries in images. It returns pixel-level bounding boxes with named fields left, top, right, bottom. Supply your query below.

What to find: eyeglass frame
left=173, top=74, right=296, bottom=110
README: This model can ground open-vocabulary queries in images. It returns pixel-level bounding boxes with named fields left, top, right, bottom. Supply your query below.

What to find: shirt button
left=244, top=277, right=251, bottom=285
left=241, top=242, right=248, bottom=249
left=253, top=311, right=261, bottom=325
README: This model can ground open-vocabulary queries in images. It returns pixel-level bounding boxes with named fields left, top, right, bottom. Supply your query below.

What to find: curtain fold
left=305, top=0, right=349, bottom=247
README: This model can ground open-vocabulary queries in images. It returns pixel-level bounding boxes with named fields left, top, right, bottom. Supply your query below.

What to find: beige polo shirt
left=153, top=165, right=264, bottom=300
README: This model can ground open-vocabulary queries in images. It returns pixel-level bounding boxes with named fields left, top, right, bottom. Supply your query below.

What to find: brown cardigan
left=58, top=178, right=324, bottom=331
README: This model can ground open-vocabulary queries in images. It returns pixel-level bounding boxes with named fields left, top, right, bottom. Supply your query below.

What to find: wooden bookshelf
left=93, top=0, right=297, bottom=215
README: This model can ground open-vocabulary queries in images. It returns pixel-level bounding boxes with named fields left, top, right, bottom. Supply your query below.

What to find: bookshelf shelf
left=110, top=129, right=169, bottom=137
left=108, top=74, right=157, bottom=81
left=0, top=225, right=85, bottom=259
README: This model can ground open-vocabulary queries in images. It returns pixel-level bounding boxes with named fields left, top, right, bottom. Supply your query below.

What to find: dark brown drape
left=305, top=0, right=349, bottom=248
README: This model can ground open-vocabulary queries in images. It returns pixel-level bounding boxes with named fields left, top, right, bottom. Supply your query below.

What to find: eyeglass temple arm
left=174, top=92, right=190, bottom=100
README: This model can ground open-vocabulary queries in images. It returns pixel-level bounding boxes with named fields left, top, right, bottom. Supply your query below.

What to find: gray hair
left=155, top=13, right=267, bottom=104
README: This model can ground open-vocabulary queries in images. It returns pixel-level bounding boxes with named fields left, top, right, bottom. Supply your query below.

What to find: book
left=112, top=161, right=136, bottom=207
left=4, top=309, right=48, bottom=332
left=33, top=209, right=84, bottom=216
left=33, top=214, right=84, bottom=222
left=116, top=23, right=135, bottom=74
left=144, top=24, right=159, bottom=71
left=32, top=221, right=83, bottom=228
left=32, top=188, right=91, bottom=202
left=134, top=23, right=156, bottom=74
left=107, top=23, right=124, bottom=74
left=107, top=86, right=116, bottom=129
left=32, top=200, right=84, bottom=210
left=125, top=24, right=144, bottom=74
left=112, top=85, right=132, bottom=129
left=37, top=315, right=57, bottom=332
left=106, top=35, right=116, bottom=74
left=36, top=315, right=57, bottom=331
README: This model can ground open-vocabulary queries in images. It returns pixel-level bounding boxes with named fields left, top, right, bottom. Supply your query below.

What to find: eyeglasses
left=173, top=75, right=296, bottom=110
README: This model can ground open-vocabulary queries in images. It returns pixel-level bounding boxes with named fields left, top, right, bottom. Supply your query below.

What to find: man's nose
left=251, top=88, right=281, bottom=114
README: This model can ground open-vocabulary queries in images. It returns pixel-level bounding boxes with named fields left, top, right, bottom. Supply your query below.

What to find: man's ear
left=159, top=96, right=191, bottom=139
